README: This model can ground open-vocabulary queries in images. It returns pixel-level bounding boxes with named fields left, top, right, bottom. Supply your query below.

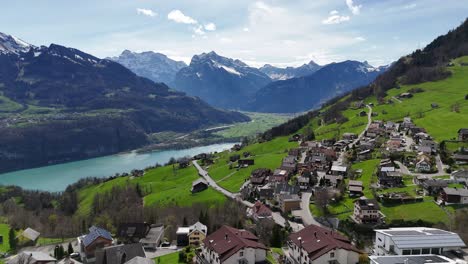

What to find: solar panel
left=384, top=230, right=422, bottom=236
left=424, top=229, right=451, bottom=235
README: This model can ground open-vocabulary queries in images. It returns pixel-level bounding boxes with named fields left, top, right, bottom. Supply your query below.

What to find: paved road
left=395, top=155, right=447, bottom=177
left=298, top=192, right=323, bottom=227
left=192, top=161, right=303, bottom=231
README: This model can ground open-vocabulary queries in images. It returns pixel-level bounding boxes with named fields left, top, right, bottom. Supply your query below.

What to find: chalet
left=20, top=228, right=40, bottom=244
left=440, top=187, right=468, bottom=204
left=359, top=110, right=367, bottom=117
left=124, top=257, right=155, bottom=264
left=354, top=100, right=365, bottom=109
left=280, top=156, right=297, bottom=172
left=250, top=168, right=272, bottom=185
left=458, top=128, right=468, bottom=141
left=386, top=139, right=402, bottom=151
left=238, top=159, right=255, bottom=167
left=178, top=158, right=191, bottom=168
left=191, top=178, right=209, bottom=193
left=243, top=152, right=251, bottom=158
left=348, top=180, right=363, bottom=196
left=257, top=184, right=274, bottom=200
left=399, top=92, right=413, bottom=98
left=7, top=251, right=57, bottom=264
left=330, top=165, right=347, bottom=176
left=408, top=127, right=426, bottom=136
left=374, top=227, right=466, bottom=256
left=117, top=223, right=151, bottom=244
left=352, top=197, right=384, bottom=225
left=343, top=133, right=357, bottom=141
left=378, top=169, right=403, bottom=187
left=198, top=226, right=268, bottom=264
left=229, top=154, right=240, bottom=162
left=306, top=155, right=328, bottom=171
left=176, top=227, right=190, bottom=246
left=247, top=201, right=272, bottom=221
left=270, top=169, right=289, bottom=183
left=324, top=174, right=343, bottom=188
left=368, top=122, right=384, bottom=135
left=359, top=140, right=375, bottom=151
left=357, top=149, right=372, bottom=161
left=453, top=153, right=468, bottom=165
left=289, top=134, right=302, bottom=142
left=188, top=222, right=208, bottom=246
left=420, top=179, right=448, bottom=196
left=288, top=148, right=301, bottom=158
left=285, top=225, right=361, bottom=264
left=95, top=244, right=145, bottom=264
left=420, top=139, right=438, bottom=152
left=279, top=194, right=301, bottom=213
left=139, top=225, right=164, bottom=250
left=297, top=176, right=311, bottom=190
left=333, top=140, right=348, bottom=151
left=384, top=121, right=399, bottom=132
left=194, top=153, right=212, bottom=160
left=415, top=157, right=432, bottom=173
left=452, top=169, right=468, bottom=184
left=78, top=226, right=113, bottom=263
left=379, top=159, right=393, bottom=167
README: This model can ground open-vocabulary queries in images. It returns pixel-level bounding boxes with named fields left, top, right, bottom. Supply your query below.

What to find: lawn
left=214, top=112, right=292, bottom=139
left=381, top=197, right=450, bottom=224
left=266, top=248, right=284, bottom=264
left=206, top=136, right=297, bottom=192
left=0, top=224, right=10, bottom=253
left=153, top=251, right=182, bottom=264
left=77, top=165, right=227, bottom=216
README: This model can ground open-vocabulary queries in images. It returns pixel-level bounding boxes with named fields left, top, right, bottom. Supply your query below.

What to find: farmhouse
left=374, top=227, right=466, bottom=256
left=250, top=168, right=272, bottom=185
left=348, top=180, right=363, bottom=196
left=285, top=225, right=361, bottom=264
left=198, top=225, right=268, bottom=264
left=139, top=225, right=164, bottom=250
left=378, top=170, right=403, bottom=187
left=20, top=228, right=41, bottom=244
left=78, top=226, right=113, bottom=263
left=415, top=156, right=432, bottom=173
left=238, top=159, right=255, bottom=167
left=440, top=187, right=468, bottom=204
left=330, top=165, right=347, bottom=176
left=117, top=223, right=151, bottom=244
left=453, top=153, right=468, bottom=165
left=95, top=243, right=145, bottom=264
left=420, top=179, right=448, bottom=196
left=270, top=169, right=290, bottom=183
left=278, top=194, right=301, bottom=213
left=247, top=201, right=272, bottom=221
left=7, top=251, right=57, bottom=264
left=452, top=169, right=468, bottom=184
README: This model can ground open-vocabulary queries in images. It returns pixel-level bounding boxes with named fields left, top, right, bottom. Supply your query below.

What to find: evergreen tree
left=8, top=228, right=16, bottom=251
left=68, top=242, right=74, bottom=255
left=183, top=216, right=188, bottom=226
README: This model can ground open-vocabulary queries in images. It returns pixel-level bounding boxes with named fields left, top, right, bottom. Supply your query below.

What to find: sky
left=1, top=0, right=467, bottom=67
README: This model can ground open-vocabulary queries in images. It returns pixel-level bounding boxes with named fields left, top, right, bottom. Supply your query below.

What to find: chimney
left=225, top=233, right=228, bottom=240
left=314, top=231, right=317, bottom=238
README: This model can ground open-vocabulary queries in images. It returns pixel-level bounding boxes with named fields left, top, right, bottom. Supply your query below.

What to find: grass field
left=207, top=136, right=297, bottom=192
left=0, top=224, right=10, bottom=253
left=153, top=251, right=182, bottom=264
left=77, top=165, right=226, bottom=216
left=214, top=112, right=292, bottom=139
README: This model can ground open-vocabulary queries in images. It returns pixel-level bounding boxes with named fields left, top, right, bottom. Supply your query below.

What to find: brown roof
left=288, top=225, right=361, bottom=261
left=252, top=201, right=272, bottom=217
left=203, top=226, right=268, bottom=262
left=348, top=180, right=363, bottom=187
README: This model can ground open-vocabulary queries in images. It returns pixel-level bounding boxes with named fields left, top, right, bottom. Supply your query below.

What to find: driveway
left=298, top=192, right=323, bottom=227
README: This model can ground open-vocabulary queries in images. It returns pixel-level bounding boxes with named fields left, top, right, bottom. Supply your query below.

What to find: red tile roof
left=203, top=225, right=268, bottom=262
left=253, top=201, right=272, bottom=217
left=288, top=225, right=361, bottom=261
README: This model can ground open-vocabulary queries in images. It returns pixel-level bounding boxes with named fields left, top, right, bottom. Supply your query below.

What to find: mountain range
left=109, top=50, right=187, bottom=85
left=259, top=60, right=322, bottom=80
left=0, top=33, right=248, bottom=172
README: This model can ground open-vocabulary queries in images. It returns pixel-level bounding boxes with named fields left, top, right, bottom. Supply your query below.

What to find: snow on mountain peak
left=0, top=32, right=33, bottom=54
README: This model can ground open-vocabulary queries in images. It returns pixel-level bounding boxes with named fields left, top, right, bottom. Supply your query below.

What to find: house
left=250, top=168, right=272, bottom=186
left=306, top=155, right=328, bottom=171
left=440, top=187, right=468, bottom=204
left=373, top=227, right=466, bottom=256
left=369, top=255, right=457, bottom=264
left=458, top=128, right=468, bottom=141
left=257, top=184, right=274, bottom=200
left=176, top=227, right=190, bottom=246
left=124, top=257, right=155, bottom=264
left=78, top=226, right=113, bottom=263
left=420, top=140, right=438, bottom=153
left=117, top=223, right=151, bottom=244
left=378, top=170, right=403, bottom=187
left=387, top=139, right=402, bottom=151
left=139, top=225, right=164, bottom=250
left=278, top=194, right=301, bottom=213
left=324, top=174, right=343, bottom=188
left=20, top=228, right=41, bottom=244
left=330, top=165, right=347, bottom=176
left=285, top=225, right=361, bottom=264
left=289, top=134, right=302, bottom=142
left=270, top=169, right=290, bottom=183
left=95, top=243, right=146, bottom=264
left=343, top=133, right=357, bottom=141
left=229, top=154, right=241, bottom=162
left=453, top=153, right=468, bottom=165
left=351, top=197, right=384, bottom=225
left=232, top=144, right=243, bottom=151
left=297, top=176, right=311, bottom=190
left=420, top=179, right=448, bottom=196
left=399, top=92, right=413, bottom=98
left=348, top=180, right=363, bottom=196
left=359, top=110, right=367, bottom=117
left=7, top=252, right=57, bottom=264
left=280, top=156, right=297, bottom=173
left=197, top=225, right=268, bottom=264
left=247, top=201, right=272, bottom=221
left=238, top=159, right=255, bottom=167
left=57, top=258, right=82, bottom=264
left=192, top=178, right=209, bottom=193
left=452, top=169, right=468, bottom=184
left=357, top=149, right=372, bottom=161
left=416, top=156, right=432, bottom=173
left=188, top=222, right=208, bottom=246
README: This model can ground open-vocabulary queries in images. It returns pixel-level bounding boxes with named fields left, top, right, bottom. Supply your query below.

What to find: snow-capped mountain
left=0, top=32, right=33, bottom=54
left=259, top=60, right=322, bottom=80
left=247, top=60, right=388, bottom=113
left=109, top=50, right=187, bottom=85
left=174, top=51, right=271, bottom=109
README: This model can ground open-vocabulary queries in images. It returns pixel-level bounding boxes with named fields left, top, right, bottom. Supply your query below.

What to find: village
left=3, top=103, right=468, bottom=264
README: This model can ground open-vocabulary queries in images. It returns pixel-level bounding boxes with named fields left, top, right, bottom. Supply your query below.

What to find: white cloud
left=322, top=13, right=350, bottom=24
left=329, top=10, right=339, bottom=15
left=193, top=25, right=205, bottom=35
left=167, top=10, right=197, bottom=24
left=136, top=8, right=157, bottom=17
left=243, top=27, right=250, bottom=32
left=403, top=3, right=417, bottom=10
left=204, top=23, right=216, bottom=31
left=219, top=37, right=233, bottom=43
left=346, top=0, right=362, bottom=15
left=354, top=36, right=366, bottom=41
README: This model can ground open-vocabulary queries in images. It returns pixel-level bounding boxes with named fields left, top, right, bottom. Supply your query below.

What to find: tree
left=8, top=227, right=16, bottom=251
left=68, top=242, right=74, bottom=255
left=183, top=216, right=188, bottom=226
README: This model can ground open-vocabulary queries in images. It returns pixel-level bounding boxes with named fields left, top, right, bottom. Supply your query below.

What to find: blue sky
left=1, top=0, right=467, bottom=66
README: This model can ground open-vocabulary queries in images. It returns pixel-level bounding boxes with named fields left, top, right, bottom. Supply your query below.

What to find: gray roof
left=8, top=251, right=56, bottom=264
left=443, top=187, right=468, bottom=196
left=452, top=169, right=468, bottom=178
left=139, top=226, right=164, bottom=244
left=375, top=227, right=466, bottom=249
left=125, top=257, right=155, bottom=264
left=192, top=178, right=208, bottom=187
left=95, top=243, right=145, bottom=264
left=369, top=255, right=455, bottom=264
left=21, top=228, right=40, bottom=241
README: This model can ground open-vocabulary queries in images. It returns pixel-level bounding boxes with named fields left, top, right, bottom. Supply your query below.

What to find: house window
left=330, top=252, right=335, bottom=258
left=239, top=251, right=244, bottom=257
left=411, top=249, right=421, bottom=255
left=422, top=248, right=430, bottom=254
left=431, top=248, right=440, bottom=255
left=402, top=250, right=411, bottom=255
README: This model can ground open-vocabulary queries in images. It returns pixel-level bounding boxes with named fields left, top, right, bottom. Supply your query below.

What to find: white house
left=285, top=225, right=361, bottom=264
left=373, top=227, right=466, bottom=256
left=197, top=225, right=267, bottom=264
